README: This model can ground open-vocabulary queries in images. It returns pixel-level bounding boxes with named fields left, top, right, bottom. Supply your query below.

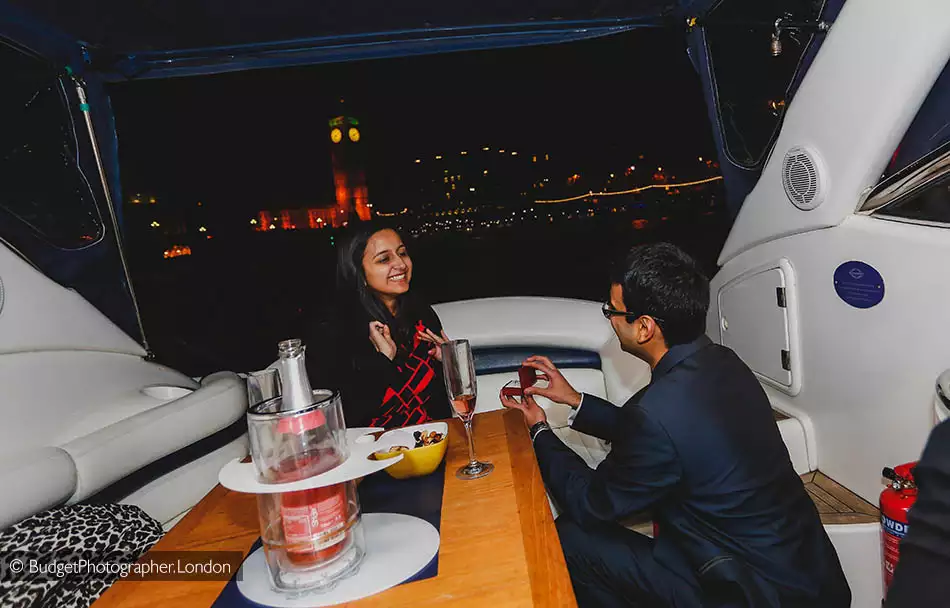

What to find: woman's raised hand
left=417, top=328, right=449, bottom=362
left=368, top=321, right=397, bottom=360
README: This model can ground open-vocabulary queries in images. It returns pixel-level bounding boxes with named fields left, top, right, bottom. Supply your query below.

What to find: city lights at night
left=111, top=27, right=729, bottom=375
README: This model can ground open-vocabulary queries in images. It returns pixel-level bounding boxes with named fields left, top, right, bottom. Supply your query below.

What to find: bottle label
left=277, top=408, right=327, bottom=434
left=282, top=491, right=347, bottom=552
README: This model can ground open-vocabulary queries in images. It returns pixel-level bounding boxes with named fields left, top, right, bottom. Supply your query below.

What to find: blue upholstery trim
left=84, top=416, right=247, bottom=505
left=472, top=346, right=601, bottom=375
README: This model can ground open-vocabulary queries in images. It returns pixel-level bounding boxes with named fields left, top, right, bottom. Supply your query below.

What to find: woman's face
left=362, top=229, right=412, bottom=298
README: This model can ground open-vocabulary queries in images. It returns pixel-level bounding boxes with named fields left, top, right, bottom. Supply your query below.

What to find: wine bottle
left=274, top=338, right=348, bottom=565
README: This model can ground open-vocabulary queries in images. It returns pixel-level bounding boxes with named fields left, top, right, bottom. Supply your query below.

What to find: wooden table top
left=94, top=409, right=577, bottom=607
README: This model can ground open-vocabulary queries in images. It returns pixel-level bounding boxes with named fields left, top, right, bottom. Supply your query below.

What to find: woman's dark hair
left=608, top=242, right=710, bottom=346
left=336, top=220, right=417, bottom=343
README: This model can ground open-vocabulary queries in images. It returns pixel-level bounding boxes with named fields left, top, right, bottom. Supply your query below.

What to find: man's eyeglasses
left=602, top=303, right=664, bottom=325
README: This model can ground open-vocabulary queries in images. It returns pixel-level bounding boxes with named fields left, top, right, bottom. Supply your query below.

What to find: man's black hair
left=608, top=242, right=710, bottom=346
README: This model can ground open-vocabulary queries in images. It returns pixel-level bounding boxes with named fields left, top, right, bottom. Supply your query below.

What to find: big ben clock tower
left=329, top=114, right=371, bottom=224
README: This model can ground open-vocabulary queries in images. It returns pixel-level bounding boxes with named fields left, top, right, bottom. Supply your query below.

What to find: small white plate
left=236, top=512, right=440, bottom=607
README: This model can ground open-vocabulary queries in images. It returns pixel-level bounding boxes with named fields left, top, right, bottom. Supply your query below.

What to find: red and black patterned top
left=306, top=303, right=451, bottom=429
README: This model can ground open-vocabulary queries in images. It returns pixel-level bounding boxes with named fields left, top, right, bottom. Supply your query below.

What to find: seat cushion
left=0, top=446, right=77, bottom=530
left=62, top=372, right=247, bottom=502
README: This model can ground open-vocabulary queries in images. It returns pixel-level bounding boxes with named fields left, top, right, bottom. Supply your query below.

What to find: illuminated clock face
left=330, top=128, right=343, bottom=144
left=348, top=127, right=361, bottom=143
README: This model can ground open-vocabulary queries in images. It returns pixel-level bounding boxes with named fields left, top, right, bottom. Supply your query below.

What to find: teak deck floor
left=801, top=471, right=879, bottom=524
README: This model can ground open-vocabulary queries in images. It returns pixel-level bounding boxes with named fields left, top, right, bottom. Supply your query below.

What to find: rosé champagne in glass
left=442, top=340, right=493, bottom=480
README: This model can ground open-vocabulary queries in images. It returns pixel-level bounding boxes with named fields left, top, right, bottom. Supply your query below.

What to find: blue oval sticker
left=834, top=261, right=885, bottom=309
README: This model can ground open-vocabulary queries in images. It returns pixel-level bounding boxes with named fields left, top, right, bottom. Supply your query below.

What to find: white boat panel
left=825, top=523, right=883, bottom=608
left=712, top=214, right=949, bottom=503
left=776, top=418, right=809, bottom=476
left=0, top=231, right=146, bottom=356
left=720, top=0, right=950, bottom=263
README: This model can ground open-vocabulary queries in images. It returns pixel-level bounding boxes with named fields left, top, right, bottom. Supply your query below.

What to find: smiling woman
left=305, top=221, right=452, bottom=429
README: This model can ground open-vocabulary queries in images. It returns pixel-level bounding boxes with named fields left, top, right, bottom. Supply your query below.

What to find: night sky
left=108, top=28, right=715, bottom=216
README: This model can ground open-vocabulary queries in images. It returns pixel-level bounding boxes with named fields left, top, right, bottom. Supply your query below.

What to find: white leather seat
left=0, top=447, right=77, bottom=529
left=62, top=372, right=247, bottom=502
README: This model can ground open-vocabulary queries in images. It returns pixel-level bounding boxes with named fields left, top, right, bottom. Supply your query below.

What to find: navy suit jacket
left=534, top=336, right=850, bottom=607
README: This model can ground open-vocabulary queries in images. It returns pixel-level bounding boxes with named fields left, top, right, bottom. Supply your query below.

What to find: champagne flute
left=247, top=368, right=281, bottom=408
left=442, top=339, right=494, bottom=480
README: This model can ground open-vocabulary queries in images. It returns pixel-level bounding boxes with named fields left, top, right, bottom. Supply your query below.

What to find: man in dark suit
left=501, top=243, right=850, bottom=607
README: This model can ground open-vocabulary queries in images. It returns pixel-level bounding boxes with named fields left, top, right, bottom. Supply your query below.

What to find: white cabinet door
left=718, top=266, right=793, bottom=389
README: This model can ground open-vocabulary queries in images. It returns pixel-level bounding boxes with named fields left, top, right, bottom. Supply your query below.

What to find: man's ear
left=637, top=316, right=659, bottom=345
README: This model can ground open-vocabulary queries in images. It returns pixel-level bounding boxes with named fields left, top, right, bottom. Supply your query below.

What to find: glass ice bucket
left=247, top=390, right=364, bottom=592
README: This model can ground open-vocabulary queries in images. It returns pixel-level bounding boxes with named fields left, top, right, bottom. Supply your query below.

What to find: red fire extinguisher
left=880, top=462, right=918, bottom=594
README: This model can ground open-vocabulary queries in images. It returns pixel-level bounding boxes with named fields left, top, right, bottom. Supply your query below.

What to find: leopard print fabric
left=0, top=504, right=163, bottom=608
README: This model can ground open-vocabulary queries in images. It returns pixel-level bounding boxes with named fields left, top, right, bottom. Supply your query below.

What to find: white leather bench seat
left=0, top=351, right=247, bottom=526
left=63, top=372, right=247, bottom=502
left=0, top=447, right=77, bottom=529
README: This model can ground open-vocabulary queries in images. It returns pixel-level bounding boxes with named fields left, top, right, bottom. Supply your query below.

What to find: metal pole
left=73, top=76, right=151, bottom=355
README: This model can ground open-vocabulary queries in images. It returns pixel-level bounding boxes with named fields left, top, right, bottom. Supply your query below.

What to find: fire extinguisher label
left=882, top=514, right=909, bottom=538
left=882, top=514, right=909, bottom=589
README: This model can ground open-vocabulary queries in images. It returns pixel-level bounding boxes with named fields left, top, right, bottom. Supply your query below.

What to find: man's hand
left=500, top=388, right=547, bottom=427
left=522, top=355, right=582, bottom=408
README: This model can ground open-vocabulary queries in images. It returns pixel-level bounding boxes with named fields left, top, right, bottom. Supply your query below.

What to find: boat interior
left=3, top=1, right=950, bottom=607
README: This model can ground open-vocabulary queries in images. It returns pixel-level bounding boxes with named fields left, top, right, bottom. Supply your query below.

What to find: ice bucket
left=247, top=390, right=364, bottom=592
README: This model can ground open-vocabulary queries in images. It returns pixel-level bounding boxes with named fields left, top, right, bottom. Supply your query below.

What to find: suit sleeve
left=569, top=393, right=626, bottom=441
left=534, top=405, right=681, bottom=528
left=885, top=419, right=950, bottom=608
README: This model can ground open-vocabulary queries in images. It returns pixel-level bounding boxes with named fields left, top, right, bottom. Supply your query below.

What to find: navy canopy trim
left=106, top=19, right=668, bottom=80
